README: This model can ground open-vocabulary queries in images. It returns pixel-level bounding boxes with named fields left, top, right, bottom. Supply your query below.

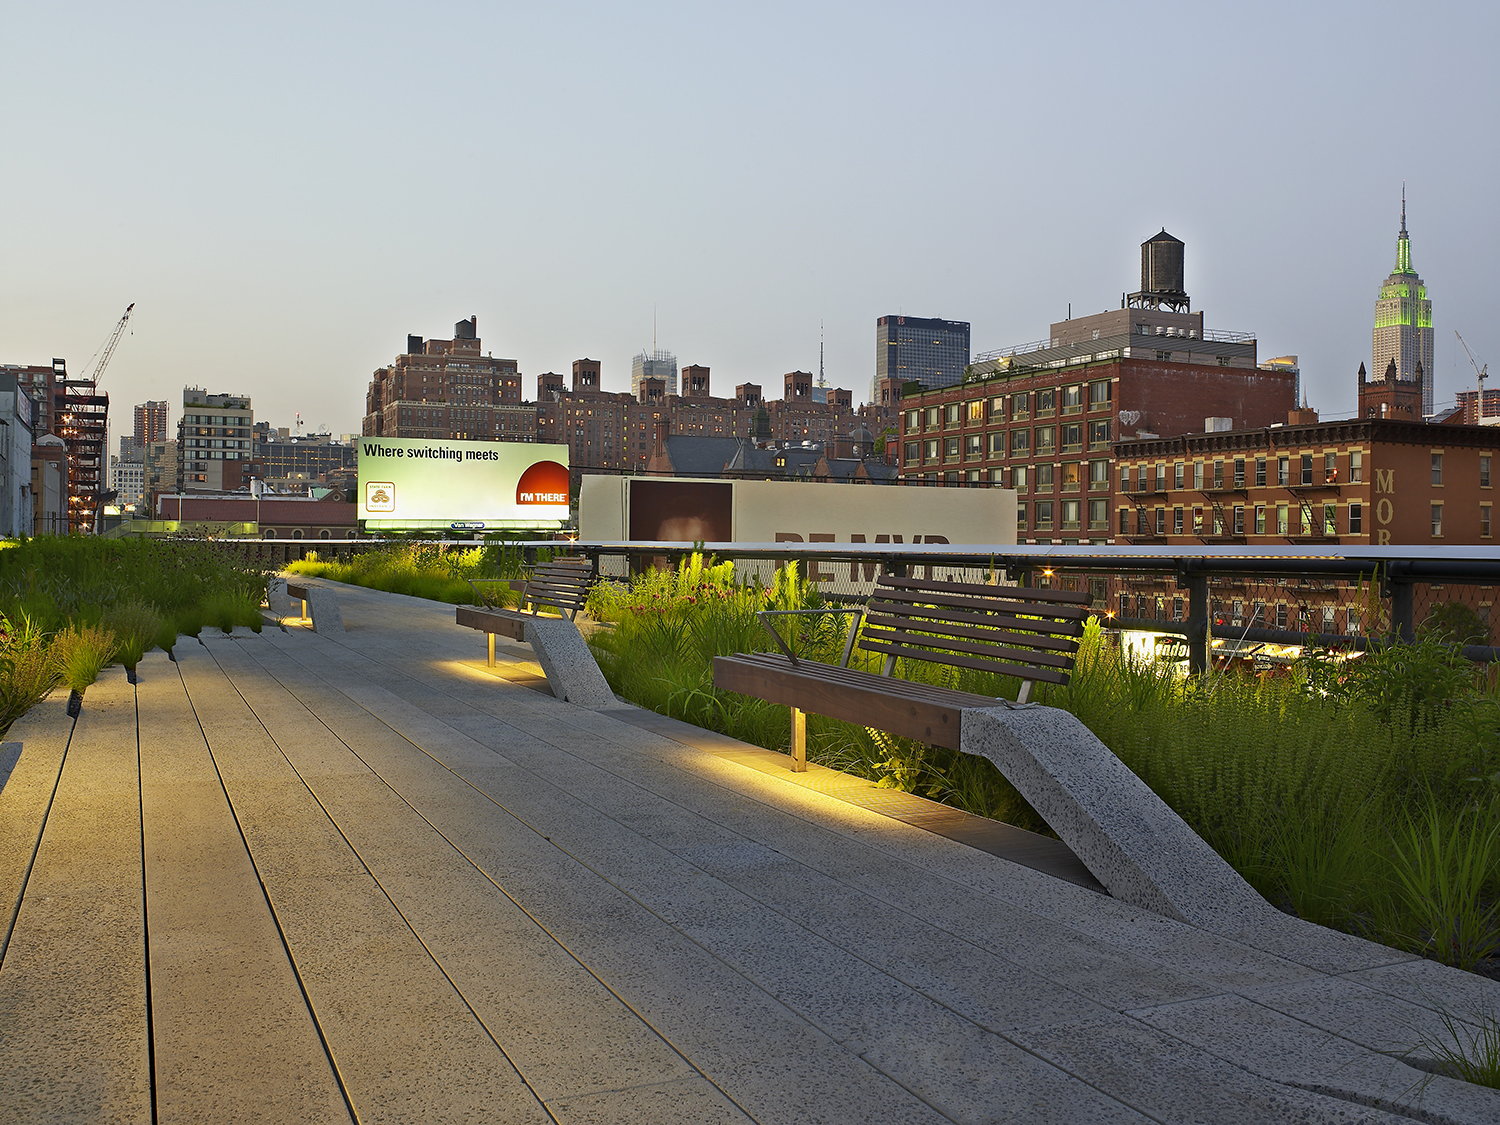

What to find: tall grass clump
left=49, top=623, right=116, bottom=693
left=288, top=540, right=539, bottom=606
left=0, top=611, right=60, bottom=729
left=102, top=599, right=166, bottom=670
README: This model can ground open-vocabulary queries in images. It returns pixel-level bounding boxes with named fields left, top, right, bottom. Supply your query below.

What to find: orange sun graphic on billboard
left=515, top=460, right=569, bottom=506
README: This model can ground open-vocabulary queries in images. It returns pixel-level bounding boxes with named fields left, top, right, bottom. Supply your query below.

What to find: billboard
left=358, top=437, right=570, bottom=530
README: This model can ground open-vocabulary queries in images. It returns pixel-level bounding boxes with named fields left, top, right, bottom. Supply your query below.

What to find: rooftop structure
left=631, top=348, right=678, bottom=397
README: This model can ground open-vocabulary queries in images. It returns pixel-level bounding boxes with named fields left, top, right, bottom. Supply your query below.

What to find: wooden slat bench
left=713, top=575, right=1091, bottom=771
left=456, top=557, right=596, bottom=665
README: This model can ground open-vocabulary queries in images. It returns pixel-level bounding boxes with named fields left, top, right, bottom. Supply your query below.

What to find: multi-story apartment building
left=250, top=431, right=357, bottom=494
left=110, top=455, right=145, bottom=512
left=362, top=318, right=535, bottom=442
left=177, top=388, right=253, bottom=493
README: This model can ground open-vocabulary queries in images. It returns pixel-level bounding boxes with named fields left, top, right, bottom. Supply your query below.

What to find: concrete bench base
left=457, top=606, right=615, bottom=708
left=268, top=578, right=343, bottom=635
left=960, top=704, right=1280, bottom=933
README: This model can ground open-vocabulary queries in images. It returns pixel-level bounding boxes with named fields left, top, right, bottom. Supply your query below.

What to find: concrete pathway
left=1, top=578, right=1499, bottom=1123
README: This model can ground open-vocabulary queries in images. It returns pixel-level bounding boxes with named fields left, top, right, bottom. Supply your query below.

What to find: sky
left=4, top=1, right=1497, bottom=443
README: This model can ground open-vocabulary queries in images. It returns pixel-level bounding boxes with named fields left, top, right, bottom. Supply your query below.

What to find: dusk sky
left=4, top=2, right=1497, bottom=441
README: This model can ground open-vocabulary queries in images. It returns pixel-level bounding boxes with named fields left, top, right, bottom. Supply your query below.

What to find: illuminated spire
left=1394, top=185, right=1413, bottom=274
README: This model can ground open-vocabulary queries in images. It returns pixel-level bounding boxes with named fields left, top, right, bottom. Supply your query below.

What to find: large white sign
left=358, top=437, right=570, bottom=530
left=580, top=476, right=1016, bottom=546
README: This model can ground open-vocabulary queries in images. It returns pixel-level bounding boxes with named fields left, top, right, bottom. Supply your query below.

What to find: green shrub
left=0, top=612, right=59, bottom=728
left=102, top=599, right=165, bottom=669
left=50, top=623, right=116, bottom=692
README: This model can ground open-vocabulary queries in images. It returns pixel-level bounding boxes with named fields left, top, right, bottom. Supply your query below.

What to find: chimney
left=654, top=417, right=671, bottom=450
left=1287, top=407, right=1320, bottom=425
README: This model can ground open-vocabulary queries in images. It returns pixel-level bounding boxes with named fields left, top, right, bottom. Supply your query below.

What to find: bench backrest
left=519, top=557, right=596, bottom=620
left=859, top=575, right=1091, bottom=688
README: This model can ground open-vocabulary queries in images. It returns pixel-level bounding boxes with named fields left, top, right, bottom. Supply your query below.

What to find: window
left=1322, top=605, right=1336, bottom=633
left=1119, top=593, right=1131, bottom=616
left=1301, top=454, right=1314, bottom=486
left=1349, top=502, right=1362, bottom=534
left=904, top=442, right=918, bottom=465
left=1173, top=507, right=1184, bottom=534
left=924, top=439, right=939, bottom=463
left=1234, top=459, right=1245, bottom=488
left=1009, top=429, right=1029, bottom=457
left=944, top=437, right=960, bottom=462
left=966, top=400, right=984, bottom=424
left=989, top=397, right=1005, bottom=420
left=1213, top=460, right=1224, bottom=490
left=1483, top=456, right=1492, bottom=488
left=1155, top=507, right=1166, bottom=535
left=1016, top=503, right=1027, bottom=530
left=1088, top=499, right=1108, bottom=530
left=1193, top=461, right=1204, bottom=489
left=1035, top=463, right=1055, bottom=493
left=1120, top=464, right=1132, bottom=492
left=1061, top=385, right=1084, bottom=415
left=1277, top=457, right=1289, bottom=486
left=1088, top=419, right=1111, bottom=449
left=1119, top=508, right=1130, bottom=534
left=1301, top=503, right=1314, bottom=536
left=945, top=403, right=962, bottom=428
left=1485, top=505, right=1493, bottom=537
left=1350, top=450, right=1363, bottom=482
left=1432, top=453, right=1444, bottom=485
left=1035, top=426, right=1056, bottom=455
left=1276, top=504, right=1289, bottom=535
left=1061, top=462, right=1081, bottom=492
left=1013, top=465, right=1028, bottom=493
left=1035, top=388, right=1056, bottom=416
left=1155, top=464, right=1167, bottom=492
left=1174, top=462, right=1185, bottom=490
left=1061, top=424, right=1083, bottom=453
left=1323, top=503, right=1336, bottom=537
left=1011, top=393, right=1029, bottom=421
left=1233, top=506, right=1245, bottom=535
left=1061, top=500, right=1081, bottom=530
left=1432, top=502, right=1443, bottom=536
left=1276, top=604, right=1289, bottom=629
left=965, top=434, right=983, bottom=460
left=1088, top=381, right=1112, bottom=410
left=926, top=407, right=940, bottom=428
left=1088, top=460, right=1110, bottom=491
left=1173, top=596, right=1184, bottom=621
left=1035, top=501, right=1054, bottom=530
left=988, top=432, right=1005, bottom=455
left=905, top=410, right=919, bottom=433
left=1192, top=506, right=1203, bottom=534
left=989, top=468, right=1005, bottom=485
left=1256, top=457, right=1267, bottom=487
left=1325, top=452, right=1338, bottom=483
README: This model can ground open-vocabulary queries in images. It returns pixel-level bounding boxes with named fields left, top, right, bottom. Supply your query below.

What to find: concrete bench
left=713, top=575, right=1090, bottom=771
left=268, top=577, right=344, bottom=635
left=456, top=559, right=614, bottom=707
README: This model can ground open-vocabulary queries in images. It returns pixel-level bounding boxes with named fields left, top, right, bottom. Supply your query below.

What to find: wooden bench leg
left=1016, top=679, right=1033, bottom=704
left=300, top=598, right=309, bottom=621
left=790, top=705, right=807, bottom=773
left=487, top=632, right=495, bottom=668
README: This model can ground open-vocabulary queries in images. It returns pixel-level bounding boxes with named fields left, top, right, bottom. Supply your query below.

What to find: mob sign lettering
left=1375, top=467, right=1395, bottom=545
left=358, top=436, right=571, bottom=530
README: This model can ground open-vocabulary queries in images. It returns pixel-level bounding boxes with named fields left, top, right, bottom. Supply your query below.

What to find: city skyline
left=3, top=4, right=1496, bottom=438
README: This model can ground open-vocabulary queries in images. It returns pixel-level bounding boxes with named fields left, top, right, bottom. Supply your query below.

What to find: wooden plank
left=855, top=639, right=1071, bottom=685
left=713, top=656, right=974, bottom=749
left=869, top=587, right=1091, bottom=623
left=725, top=654, right=1007, bottom=709
left=858, top=628, right=1076, bottom=670
left=454, top=605, right=527, bottom=641
left=879, top=576, right=1092, bottom=604
left=861, top=612, right=1083, bottom=655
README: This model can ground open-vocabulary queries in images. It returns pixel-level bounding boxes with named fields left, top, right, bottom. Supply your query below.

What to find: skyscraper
left=631, top=349, right=677, bottom=397
left=1373, top=191, right=1435, bottom=417
left=135, top=400, right=169, bottom=446
left=874, top=315, right=970, bottom=399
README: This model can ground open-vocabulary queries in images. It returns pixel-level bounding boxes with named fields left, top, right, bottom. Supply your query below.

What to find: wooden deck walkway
left=2, top=580, right=1499, bottom=1123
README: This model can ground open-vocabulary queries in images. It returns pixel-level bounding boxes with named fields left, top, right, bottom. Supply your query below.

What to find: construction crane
left=80, top=302, right=135, bottom=388
left=1456, top=330, right=1490, bottom=423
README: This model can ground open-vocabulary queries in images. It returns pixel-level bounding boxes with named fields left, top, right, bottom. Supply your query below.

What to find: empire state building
left=1372, top=192, right=1435, bottom=416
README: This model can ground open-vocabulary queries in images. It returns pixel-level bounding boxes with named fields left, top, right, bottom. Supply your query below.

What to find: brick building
left=362, top=318, right=536, bottom=443
left=177, top=388, right=252, bottom=494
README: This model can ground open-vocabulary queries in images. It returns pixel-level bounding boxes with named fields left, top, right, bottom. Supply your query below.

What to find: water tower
left=1127, top=229, right=1190, bottom=312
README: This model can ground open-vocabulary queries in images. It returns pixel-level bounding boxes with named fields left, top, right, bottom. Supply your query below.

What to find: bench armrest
left=756, top=608, right=865, bottom=669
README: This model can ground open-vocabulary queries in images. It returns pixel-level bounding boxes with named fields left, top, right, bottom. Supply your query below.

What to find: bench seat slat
left=862, top=612, right=1083, bottom=655
left=856, top=639, right=1072, bottom=685
left=865, top=605, right=1085, bottom=643
left=880, top=576, right=1092, bottom=605
left=859, top=627, right=1077, bottom=670
left=870, top=588, right=1092, bottom=623
left=725, top=653, right=1012, bottom=707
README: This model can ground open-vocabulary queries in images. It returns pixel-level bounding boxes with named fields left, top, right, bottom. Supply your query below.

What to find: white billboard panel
left=358, top=437, right=570, bottom=530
